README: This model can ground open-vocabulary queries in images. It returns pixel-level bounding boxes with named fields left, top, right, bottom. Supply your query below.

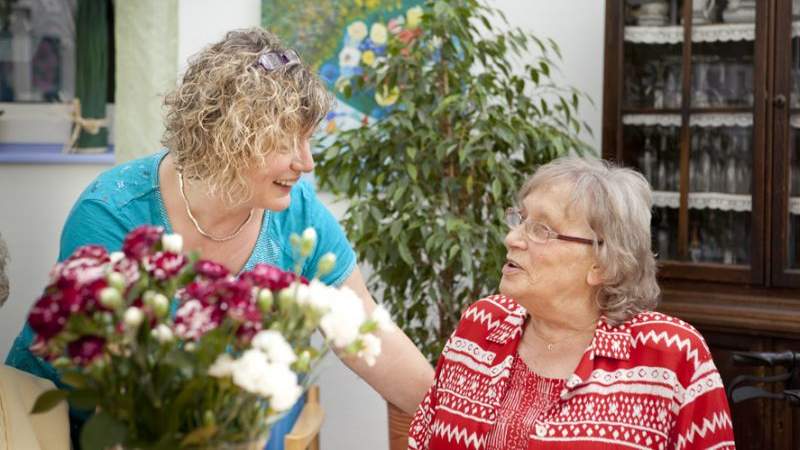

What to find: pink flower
left=67, top=336, right=106, bottom=365
left=174, top=299, right=220, bottom=341
left=235, top=306, right=263, bottom=343
left=195, top=260, right=230, bottom=280
left=145, top=251, right=187, bottom=281
left=68, top=245, right=110, bottom=262
left=28, top=293, right=69, bottom=339
left=112, top=256, right=140, bottom=287
left=122, top=225, right=164, bottom=260
left=242, top=264, right=307, bottom=291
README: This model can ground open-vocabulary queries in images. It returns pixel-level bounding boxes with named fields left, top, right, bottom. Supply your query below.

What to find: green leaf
left=397, top=242, right=414, bottom=266
left=80, top=410, right=127, bottom=450
left=406, top=146, right=417, bottom=159
left=68, top=389, right=101, bottom=411
left=61, top=371, right=89, bottom=389
left=406, top=163, right=418, bottom=181
left=31, top=389, right=68, bottom=414
left=491, top=179, right=502, bottom=201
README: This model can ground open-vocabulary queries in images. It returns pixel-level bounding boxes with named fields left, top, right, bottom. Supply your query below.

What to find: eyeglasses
left=257, top=49, right=301, bottom=72
left=505, top=208, right=603, bottom=246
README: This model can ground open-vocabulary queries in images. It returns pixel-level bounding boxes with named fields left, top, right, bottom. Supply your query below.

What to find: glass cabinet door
left=622, top=0, right=684, bottom=263
left=620, top=0, right=763, bottom=282
left=688, top=0, right=756, bottom=268
left=775, top=0, right=800, bottom=285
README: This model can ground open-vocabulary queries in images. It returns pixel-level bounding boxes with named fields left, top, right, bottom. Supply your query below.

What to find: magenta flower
left=67, top=336, right=106, bottom=365
left=242, top=264, right=306, bottom=291
left=145, top=251, right=187, bottom=281
left=195, top=260, right=230, bottom=280
left=28, top=293, right=69, bottom=339
left=122, top=225, right=164, bottom=260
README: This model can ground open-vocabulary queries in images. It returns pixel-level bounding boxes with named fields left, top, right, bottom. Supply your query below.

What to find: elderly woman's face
left=245, top=135, right=314, bottom=211
left=499, top=182, right=600, bottom=311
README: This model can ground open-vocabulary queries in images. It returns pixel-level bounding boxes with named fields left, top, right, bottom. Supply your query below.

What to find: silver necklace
left=177, top=172, right=254, bottom=242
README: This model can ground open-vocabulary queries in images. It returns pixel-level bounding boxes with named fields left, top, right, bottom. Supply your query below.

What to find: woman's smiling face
left=245, top=135, right=315, bottom=211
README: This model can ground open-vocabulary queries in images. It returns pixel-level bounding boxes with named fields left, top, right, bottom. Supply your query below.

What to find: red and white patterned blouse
left=408, top=295, right=736, bottom=450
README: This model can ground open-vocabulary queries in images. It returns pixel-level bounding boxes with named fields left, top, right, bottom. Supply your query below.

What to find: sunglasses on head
left=257, top=49, right=301, bottom=72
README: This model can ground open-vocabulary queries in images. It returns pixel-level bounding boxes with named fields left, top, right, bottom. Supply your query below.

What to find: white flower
left=231, top=349, right=272, bottom=395
left=347, top=21, right=368, bottom=42
left=320, top=286, right=366, bottom=348
left=123, top=307, right=144, bottom=329
left=370, top=22, right=388, bottom=45
left=317, top=252, right=337, bottom=276
left=339, top=47, right=362, bottom=68
left=151, top=324, right=174, bottom=343
left=161, top=233, right=183, bottom=253
left=372, top=305, right=394, bottom=332
left=209, top=353, right=235, bottom=378
left=252, top=330, right=297, bottom=365
left=262, top=364, right=302, bottom=411
left=294, top=280, right=332, bottom=312
left=358, top=334, right=382, bottom=366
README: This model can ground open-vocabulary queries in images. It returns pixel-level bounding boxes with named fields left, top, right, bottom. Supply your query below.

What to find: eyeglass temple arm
left=556, top=234, right=603, bottom=246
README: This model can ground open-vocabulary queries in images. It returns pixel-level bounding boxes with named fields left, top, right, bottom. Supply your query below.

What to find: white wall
left=0, top=165, right=106, bottom=360
left=0, top=1, right=605, bottom=449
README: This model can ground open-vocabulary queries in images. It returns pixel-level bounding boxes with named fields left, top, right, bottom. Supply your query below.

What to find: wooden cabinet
left=603, top=1, right=800, bottom=448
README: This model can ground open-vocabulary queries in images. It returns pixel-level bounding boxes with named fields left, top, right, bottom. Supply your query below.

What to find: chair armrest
left=284, top=385, right=324, bottom=450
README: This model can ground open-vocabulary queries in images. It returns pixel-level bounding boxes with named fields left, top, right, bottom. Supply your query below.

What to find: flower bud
left=99, top=287, right=123, bottom=310
left=300, top=228, right=317, bottom=256
left=317, top=253, right=336, bottom=277
left=106, top=272, right=126, bottom=292
left=151, top=293, right=169, bottom=318
left=289, top=233, right=301, bottom=249
left=123, top=307, right=144, bottom=329
left=109, top=251, right=125, bottom=264
left=204, top=410, right=215, bottom=426
left=278, top=287, right=295, bottom=309
left=162, top=233, right=183, bottom=253
left=257, top=289, right=274, bottom=313
left=294, top=350, right=311, bottom=372
left=150, top=324, right=174, bottom=343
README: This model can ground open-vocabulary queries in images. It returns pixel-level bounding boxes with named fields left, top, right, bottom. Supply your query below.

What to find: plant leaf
left=80, top=410, right=127, bottom=450
left=30, top=389, right=68, bottom=414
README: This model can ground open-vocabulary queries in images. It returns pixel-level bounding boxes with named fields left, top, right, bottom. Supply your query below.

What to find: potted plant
left=316, top=0, right=591, bottom=445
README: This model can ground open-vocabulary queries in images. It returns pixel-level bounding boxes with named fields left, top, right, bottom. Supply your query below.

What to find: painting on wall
left=262, top=0, right=423, bottom=133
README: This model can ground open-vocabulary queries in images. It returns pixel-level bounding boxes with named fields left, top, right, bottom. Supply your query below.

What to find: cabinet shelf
left=653, top=191, right=800, bottom=215
left=625, top=22, right=800, bottom=44
left=623, top=112, right=752, bottom=127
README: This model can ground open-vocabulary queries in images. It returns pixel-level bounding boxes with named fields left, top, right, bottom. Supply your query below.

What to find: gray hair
left=518, top=156, right=660, bottom=324
left=0, top=233, right=8, bottom=307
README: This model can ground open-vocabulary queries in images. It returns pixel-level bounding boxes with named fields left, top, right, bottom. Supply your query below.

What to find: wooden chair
left=284, top=385, right=324, bottom=450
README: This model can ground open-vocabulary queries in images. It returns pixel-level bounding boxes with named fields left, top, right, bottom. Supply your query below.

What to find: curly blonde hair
left=162, top=28, right=334, bottom=206
left=518, top=156, right=660, bottom=325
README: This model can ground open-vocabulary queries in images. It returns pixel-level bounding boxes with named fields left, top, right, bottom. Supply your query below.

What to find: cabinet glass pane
left=790, top=5, right=800, bottom=270
left=623, top=0, right=684, bottom=110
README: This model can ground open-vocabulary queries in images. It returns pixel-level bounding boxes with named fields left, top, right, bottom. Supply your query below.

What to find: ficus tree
left=316, top=0, right=592, bottom=363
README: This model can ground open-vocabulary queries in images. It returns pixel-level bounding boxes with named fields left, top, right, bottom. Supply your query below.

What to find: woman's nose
left=504, top=226, right=527, bottom=250
left=292, top=140, right=315, bottom=173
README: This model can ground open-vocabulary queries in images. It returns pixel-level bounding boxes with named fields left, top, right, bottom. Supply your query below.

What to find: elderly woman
left=5, top=28, right=433, bottom=449
left=408, top=156, right=735, bottom=449
left=0, top=233, right=70, bottom=450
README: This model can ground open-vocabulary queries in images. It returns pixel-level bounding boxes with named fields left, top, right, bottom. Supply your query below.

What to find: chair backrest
left=284, top=385, right=323, bottom=450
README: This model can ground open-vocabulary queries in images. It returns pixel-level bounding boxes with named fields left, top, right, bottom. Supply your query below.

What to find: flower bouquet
left=28, top=225, right=389, bottom=450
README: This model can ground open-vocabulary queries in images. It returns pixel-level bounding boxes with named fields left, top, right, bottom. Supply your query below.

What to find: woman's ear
left=586, top=264, right=604, bottom=287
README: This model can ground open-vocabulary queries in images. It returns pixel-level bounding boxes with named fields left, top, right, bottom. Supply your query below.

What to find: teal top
left=5, top=150, right=356, bottom=449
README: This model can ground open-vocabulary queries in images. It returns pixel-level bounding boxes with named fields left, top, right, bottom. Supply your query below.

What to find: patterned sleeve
left=408, top=354, right=444, bottom=450
left=669, top=338, right=736, bottom=449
